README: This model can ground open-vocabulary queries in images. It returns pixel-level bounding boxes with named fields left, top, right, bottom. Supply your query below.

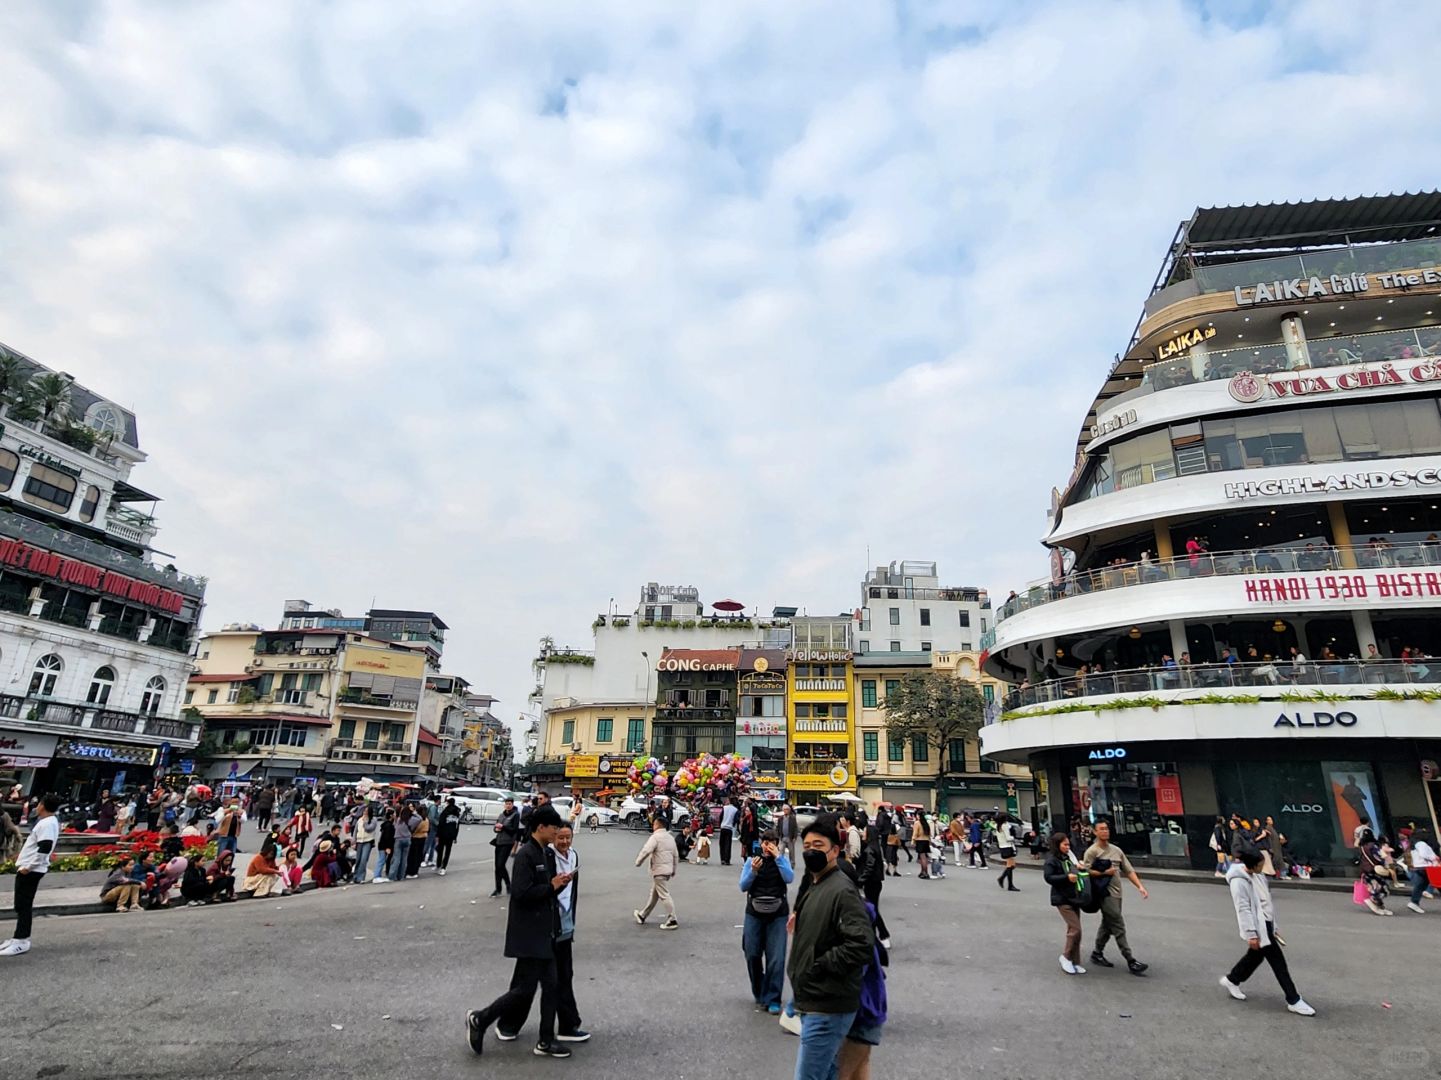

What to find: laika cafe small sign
left=1154, top=324, right=1217, bottom=360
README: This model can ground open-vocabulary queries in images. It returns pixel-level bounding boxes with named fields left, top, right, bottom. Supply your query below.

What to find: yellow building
left=855, top=652, right=939, bottom=810
left=542, top=699, right=653, bottom=795
left=933, top=649, right=1035, bottom=818
left=786, top=617, right=857, bottom=801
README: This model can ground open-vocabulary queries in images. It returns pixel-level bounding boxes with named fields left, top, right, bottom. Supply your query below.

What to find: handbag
left=1352, top=878, right=1370, bottom=905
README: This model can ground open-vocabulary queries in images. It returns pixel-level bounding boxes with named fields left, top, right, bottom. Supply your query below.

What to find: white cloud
left=0, top=0, right=1438, bottom=728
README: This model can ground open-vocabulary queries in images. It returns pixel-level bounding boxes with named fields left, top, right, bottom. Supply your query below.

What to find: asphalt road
left=0, top=827, right=1433, bottom=1080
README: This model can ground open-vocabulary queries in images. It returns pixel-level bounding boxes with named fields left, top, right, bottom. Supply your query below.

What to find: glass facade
left=1077, top=396, right=1441, bottom=501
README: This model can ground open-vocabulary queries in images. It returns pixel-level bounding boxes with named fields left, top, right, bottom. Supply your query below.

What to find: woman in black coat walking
left=435, top=799, right=462, bottom=876
left=1043, top=832, right=1086, bottom=976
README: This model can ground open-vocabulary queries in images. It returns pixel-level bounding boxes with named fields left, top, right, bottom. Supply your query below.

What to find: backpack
left=854, top=900, right=888, bottom=1029
left=163, top=806, right=177, bottom=825
left=1079, top=861, right=1108, bottom=913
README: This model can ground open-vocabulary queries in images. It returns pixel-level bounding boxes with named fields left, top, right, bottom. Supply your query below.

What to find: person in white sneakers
left=1405, top=828, right=1438, bottom=913
left=633, top=814, right=679, bottom=930
left=2, top=793, right=60, bottom=957
left=1220, top=847, right=1315, bottom=1016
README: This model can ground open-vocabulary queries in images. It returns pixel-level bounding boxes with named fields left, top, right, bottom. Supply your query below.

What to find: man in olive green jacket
left=788, top=815, right=874, bottom=1080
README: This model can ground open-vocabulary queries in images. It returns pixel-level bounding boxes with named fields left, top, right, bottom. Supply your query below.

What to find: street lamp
left=640, top=651, right=651, bottom=755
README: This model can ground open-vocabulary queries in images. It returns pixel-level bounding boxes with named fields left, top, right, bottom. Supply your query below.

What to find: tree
left=28, top=371, right=72, bottom=424
left=880, top=670, right=985, bottom=777
left=0, top=352, right=30, bottom=402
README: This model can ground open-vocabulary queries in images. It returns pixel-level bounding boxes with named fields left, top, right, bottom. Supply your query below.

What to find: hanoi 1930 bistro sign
left=1242, top=570, right=1441, bottom=605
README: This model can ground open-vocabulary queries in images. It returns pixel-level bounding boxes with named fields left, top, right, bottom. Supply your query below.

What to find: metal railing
left=1001, top=657, right=1437, bottom=714
left=865, top=584, right=990, bottom=606
left=1186, top=237, right=1441, bottom=296
left=0, top=510, right=206, bottom=596
left=0, top=691, right=196, bottom=739
left=998, top=539, right=1441, bottom=623
left=786, top=758, right=855, bottom=776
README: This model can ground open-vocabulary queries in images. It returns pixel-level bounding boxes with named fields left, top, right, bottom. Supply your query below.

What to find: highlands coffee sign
left=1228, top=359, right=1441, bottom=404
left=0, top=538, right=187, bottom=614
left=1224, top=467, right=1441, bottom=500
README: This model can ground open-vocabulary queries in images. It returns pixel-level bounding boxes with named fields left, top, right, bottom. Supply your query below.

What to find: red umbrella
left=712, top=599, right=745, bottom=612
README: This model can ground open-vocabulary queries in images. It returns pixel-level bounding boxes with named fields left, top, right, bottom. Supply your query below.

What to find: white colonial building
left=0, top=347, right=207, bottom=800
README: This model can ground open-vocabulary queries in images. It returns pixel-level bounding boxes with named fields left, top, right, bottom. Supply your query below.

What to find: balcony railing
left=0, top=508, right=206, bottom=597
left=786, top=758, right=856, bottom=776
left=1001, top=657, right=1437, bottom=715
left=0, top=691, right=196, bottom=740
left=328, top=738, right=412, bottom=755
left=654, top=705, right=733, bottom=720
left=1124, top=326, right=1441, bottom=404
left=1184, top=237, right=1441, bottom=297
left=997, top=539, right=1441, bottom=624
left=337, top=691, right=416, bottom=710
left=865, top=584, right=990, bottom=606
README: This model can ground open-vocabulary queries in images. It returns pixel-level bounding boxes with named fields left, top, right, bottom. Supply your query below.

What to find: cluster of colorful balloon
left=626, top=756, right=670, bottom=794
left=671, top=752, right=753, bottom=801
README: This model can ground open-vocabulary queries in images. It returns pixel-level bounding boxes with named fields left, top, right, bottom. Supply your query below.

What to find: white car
left=447, top=786, right=519, bottom=823
left=618, top=796, right=691, bottom=829
left=792, top=805, right=821, bottom=831
left=550, top=796, right=619, bottom=828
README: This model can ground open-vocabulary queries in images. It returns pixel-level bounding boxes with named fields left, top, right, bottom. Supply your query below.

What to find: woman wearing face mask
left=739, top=830, right=794, bottom=1014
left=540, top=822, right=588, bottom=1043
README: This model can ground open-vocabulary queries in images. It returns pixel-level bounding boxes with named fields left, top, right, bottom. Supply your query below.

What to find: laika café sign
left=1228, top=359, right=1441, bottom=404
left=1232, top=271, right=1371, bottom=306
left=0, top=538, right=186, bottom=614
left=1154, top=325, right=1217, bottom=361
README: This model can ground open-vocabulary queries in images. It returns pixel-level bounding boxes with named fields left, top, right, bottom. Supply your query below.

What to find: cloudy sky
left=0, top=1, right=1437, bottom=727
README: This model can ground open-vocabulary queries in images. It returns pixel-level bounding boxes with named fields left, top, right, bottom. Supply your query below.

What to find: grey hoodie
left=1226, top=862, right=1275, bottom=947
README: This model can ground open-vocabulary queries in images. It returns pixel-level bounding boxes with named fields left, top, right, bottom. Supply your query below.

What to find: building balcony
left=786, top=757, right=855, bottom=776
left=655, top=702, right=732, bottom=720
left=998, top=540, right=1440, bottom=626
left=336, top=690, right=417, bottom=712
left=1000, top=657, right=1438, bottom=715
left=794, top=678, right=846, bottom=691
left=864, top=584, right=989, bottom=606
left=0, top=691, right=198, bottom=744
left=0, top=507, right=206, bottom=597
left=103, top=505, right=160, bottom=547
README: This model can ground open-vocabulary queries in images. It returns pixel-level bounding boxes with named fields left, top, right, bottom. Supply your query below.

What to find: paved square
left=0, top=827, right=1430, bottom=1079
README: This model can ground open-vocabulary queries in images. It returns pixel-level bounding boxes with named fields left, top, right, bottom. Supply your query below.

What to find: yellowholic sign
left=565, top=754, right=600, bottom=778
left=789, top=766, right=854, bottom=791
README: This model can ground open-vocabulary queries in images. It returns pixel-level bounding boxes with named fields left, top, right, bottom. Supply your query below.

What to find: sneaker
left=495, top=1027, right=519, bottom=1042
left=1127, top=959, right=1149, bottom=976
left=556, top=1029, right=591, bottom=1042
left=407, top=874, right=419, bottom=880
left=1059, top=955, right=1076, bottom=975
left=634, top=910, right=646, bottom=925
left=466, top=1009, right=491, bottom=1056
left=877, top=936, right=891, bottom=949
left=778, top=1011, right=802, bottom=1036
left=1071, top=964, right=1086, bottom=974
left=489, top=890, right=502, bottom=897
left=1007, top=885, right=1021, bottom=892
left=1407, top=902, right=1426, bottom=914
left=0, top=939, right=30, bottom=957
left=1220, top=976, right=1247, bottom=1001
left=534, top=1041, right=572, bottom=1059
left=1363, top=898, right=1384, bottom=915
left=659, top=918, right=679, bottom=931
left=438, top=869, right=446, bottom=876
left=372, top=877, right=385, bottom=884
left=1287, top=999, right=1316, bottom=1017
left=1089, top=952, right=1114, bottom=968
left=767, top=1005, right=781, bottom=1016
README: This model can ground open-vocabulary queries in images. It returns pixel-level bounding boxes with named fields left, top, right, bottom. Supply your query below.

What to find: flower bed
left=0, top=831, right=217, bottom=874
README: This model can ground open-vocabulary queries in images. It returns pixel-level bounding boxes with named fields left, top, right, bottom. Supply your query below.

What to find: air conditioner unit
left=253, top=658, right=265, bottom=667
left=864, top=765, right=877, bottom=775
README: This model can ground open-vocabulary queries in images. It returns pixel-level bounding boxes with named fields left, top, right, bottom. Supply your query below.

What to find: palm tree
left=0, top=352, right=30, bottom=404
left=28, top=372, right=72, bottom=425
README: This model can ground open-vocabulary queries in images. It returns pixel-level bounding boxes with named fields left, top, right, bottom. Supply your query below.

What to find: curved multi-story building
left=982, top=193, right=1441, bottom=873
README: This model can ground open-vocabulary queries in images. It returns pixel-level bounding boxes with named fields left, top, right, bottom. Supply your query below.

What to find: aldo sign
left=1087, top=747, right=1127, bottom=761
left=1273, top=711, right=1358, bottom=729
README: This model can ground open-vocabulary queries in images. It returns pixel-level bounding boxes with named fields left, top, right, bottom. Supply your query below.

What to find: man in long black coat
left=467, top=804, right=574, bottom=1059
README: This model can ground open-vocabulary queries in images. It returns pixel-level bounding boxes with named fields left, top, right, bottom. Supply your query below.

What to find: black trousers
left=407, top=837, right=427, bottom=877
left=1227, top=922, right=1299, bottom=1004
left=862, top=877, right=889, bottom=940
left=12, top=871, right=41, bottom=939
left=494, top=843, right=513, bottom=892
left=255, top=809, right=272, bottom=831
left=719, top=828, right=734, bottom=865
left=491, top=956, right=558, bottom=1042
left=553, top=938, right=582, bottom=1034
left=436, top=836, right=455, bottom=871
left=968, top=842, right=988, bottom=867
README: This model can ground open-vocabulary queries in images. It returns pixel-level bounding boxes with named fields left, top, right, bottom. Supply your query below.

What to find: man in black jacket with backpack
left=467, top=804, right=575, bottom=1060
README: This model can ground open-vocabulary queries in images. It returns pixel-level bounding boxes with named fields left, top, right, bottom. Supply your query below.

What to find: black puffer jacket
left=1043, top=852, right=1082, bottom=908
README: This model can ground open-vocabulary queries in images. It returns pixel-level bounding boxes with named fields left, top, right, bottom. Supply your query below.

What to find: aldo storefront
left=997, top=700, right=1440, bottom=874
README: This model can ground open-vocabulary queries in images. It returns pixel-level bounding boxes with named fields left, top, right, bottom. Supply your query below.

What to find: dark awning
left=1182, top=191, right=1441, bottom=253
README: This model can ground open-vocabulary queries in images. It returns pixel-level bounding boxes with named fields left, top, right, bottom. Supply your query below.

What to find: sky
left=0, top=0, right=1438, bottom=732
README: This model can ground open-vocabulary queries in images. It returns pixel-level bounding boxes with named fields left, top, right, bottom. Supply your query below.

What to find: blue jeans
left=391, top=838, right=411, bottom=880
left=353, top=841, right=373, bottom=882
left=216, top=836, right=238, bottom=858
left=795, top=1010, right=858, bottom=1080
left=742, top=913, right=787, bottom=1007
left=423, top=831, right=437, bottom=863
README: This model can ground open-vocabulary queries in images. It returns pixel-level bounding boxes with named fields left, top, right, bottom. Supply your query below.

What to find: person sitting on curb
left=100, top=856, right=142, bottom=913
